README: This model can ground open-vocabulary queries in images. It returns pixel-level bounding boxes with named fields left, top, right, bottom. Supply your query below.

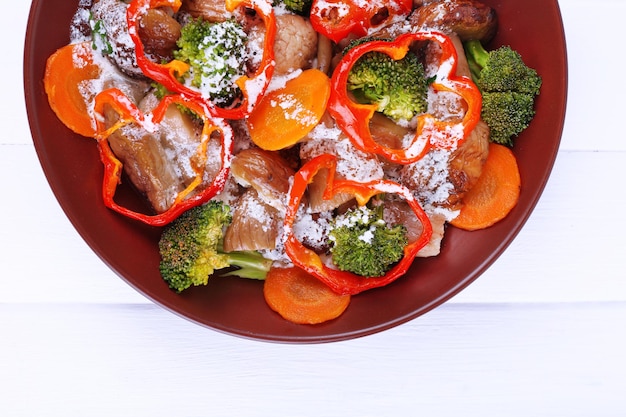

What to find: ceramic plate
left=24, top=0, right=567, bottom=343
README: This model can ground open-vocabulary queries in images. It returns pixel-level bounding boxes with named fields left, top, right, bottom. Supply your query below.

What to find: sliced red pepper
left=310, top=0, right=412, bottom=43
left=93, top=88, right=234, bottom=226
left=283, top=153, right=433, bottom=296
left=328, top=31, right=482, bottom=164
left=126, top=0, right=276, bottom=120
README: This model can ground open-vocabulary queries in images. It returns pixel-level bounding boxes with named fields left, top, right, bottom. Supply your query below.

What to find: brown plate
left=23, top=0, right=567, bottom=343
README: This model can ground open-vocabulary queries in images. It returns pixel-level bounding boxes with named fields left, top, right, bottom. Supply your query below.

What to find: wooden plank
left=0, top=302, right=624, bottom=416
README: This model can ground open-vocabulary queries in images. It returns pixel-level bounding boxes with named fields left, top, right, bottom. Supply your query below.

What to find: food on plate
left=43, top=0, right=541, bottom=324
left=343, top=37, right=430, bottom=122
left=159, top=200, right=272, bottom=292
left=263, top=265, right=351, bottom=325
left=328, top=205, right=409, bottom=278
left=464, top=40, right=542, bottom=145
left=43, top=42, right=102, bottom=137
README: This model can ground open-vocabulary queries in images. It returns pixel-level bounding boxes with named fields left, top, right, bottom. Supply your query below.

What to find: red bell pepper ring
left=126, top=0, right=276, bottom=120
left=310, top=0, right=412, bottom=44
left=283, top=153, right=433, bottom=296
left=328, top=31, right=483, bottom=165
left=93, top=88, right=234, bottom=226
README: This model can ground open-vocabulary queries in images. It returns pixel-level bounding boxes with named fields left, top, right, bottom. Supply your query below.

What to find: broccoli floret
left=158, top=201, right=272, bottom=293
left=346, top=45, right=429, bottom=121
left=465, top=41, right=542, bottom=95
left=464, top=40, right=542, bottom=146
left=328, top=205, right=408, bottom=277
left=273, top=0, right=312, bottom=15
left=173, top=19, right=248, bottom=106
left=481, top=92, right=536, bottom=146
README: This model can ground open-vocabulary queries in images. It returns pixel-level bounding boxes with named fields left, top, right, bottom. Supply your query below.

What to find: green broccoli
left=273, top=0, right=313, bottom=15
left=158, top=201, right=272, bottom=293
left=346, top=43, right=430, bottom=121
left=464, top=40, right=542, bottom=146
left=173, top=19, right=248, bottom=106
left=328, top=205, right=408, bottom=277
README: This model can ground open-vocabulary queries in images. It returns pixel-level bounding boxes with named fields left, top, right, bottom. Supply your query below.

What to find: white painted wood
left=1, top=302, right=625, bottom=416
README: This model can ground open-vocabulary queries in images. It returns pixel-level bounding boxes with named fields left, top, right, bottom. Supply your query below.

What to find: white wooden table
left=3, top=1, right=625, bottom=415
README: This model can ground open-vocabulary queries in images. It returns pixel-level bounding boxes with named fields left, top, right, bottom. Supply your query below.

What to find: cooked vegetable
left=263, top=266, right=351, bottom=324
left=158, top=201, right=273, bottom=292
left=137, top=8, right=181, bottom=62
left=246, top=69, right=330, bottom=150
left=93, top=89, right=234, bottom=226
left=173, top=18, right=248, bottom=106
left=283, top=154, right=433, bottom=295
left=450, top=143, right=521, bottom=231
left=346, top=41, right=429, bottom=121
left=328, top=205, right=408, bottom=277
left=126, top=0, right=277, bottom=120
left=329, top=32, right=482, bottom=164
left=44, top=0, right=537, bottom=326
left=273, top=0, right=313, bottom=15
left=310, top=0, right=412, bottom=43
left=43, top=42, right=101, bottom=137
left=464, top=40, right=542, bottom=146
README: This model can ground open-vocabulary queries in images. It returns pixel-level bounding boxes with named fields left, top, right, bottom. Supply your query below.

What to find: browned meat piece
left=179, top=0, right=232, bottom=23
left=419, top=33, right=472, bottom=124
left=104, top=92, right=223, bottom=213
left=247, top=14, right=318, bottom=75
left=410, top=0, right=498, bottom=42
left=91, top=0, right=144, bottom=78
left=382, top=200, right=425, bottom=245
left=392, top=28, right=489, bottom=255
left=229, top=147, right=296, bottom=212
left=105, top=112, right=184, bottom=213
left=138, top=8, right=182, bottom=62
left=398, top=118, right=489, bottom=216
left=447, top=119, right=490, bottom=205
left=223, top=189, right=281, bottom=252
left=394, top=123, right=488, bottom=257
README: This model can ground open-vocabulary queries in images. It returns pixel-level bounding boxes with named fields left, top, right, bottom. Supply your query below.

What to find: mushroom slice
left=105, top=91, right=222, bottom=213
left=179, top=0, right=233, bottom=23
left=447, top=119, right=490, bottom=208
left=230, top=148, right=295, bottom=212
left=223, top=189, right=281, bottom=252
left=138, top=8, right=181, bottom=62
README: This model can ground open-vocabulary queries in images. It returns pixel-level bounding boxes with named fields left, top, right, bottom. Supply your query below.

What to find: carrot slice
left=263, top=266, right=351, bottom=325
left=450, top=143, right=521, bottom=231
left=247, top=68, right=330, bottom=151
left=44, top=42, right=101, bottom=137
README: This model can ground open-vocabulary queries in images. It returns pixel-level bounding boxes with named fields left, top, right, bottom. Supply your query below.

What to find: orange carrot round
left=263, top=266, right=351, bottom=325
left=247, top=68, right=330, bottom=151
left=450, top=142, right=521, bottom=231
left=44, top=42, right=101, bottom=137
